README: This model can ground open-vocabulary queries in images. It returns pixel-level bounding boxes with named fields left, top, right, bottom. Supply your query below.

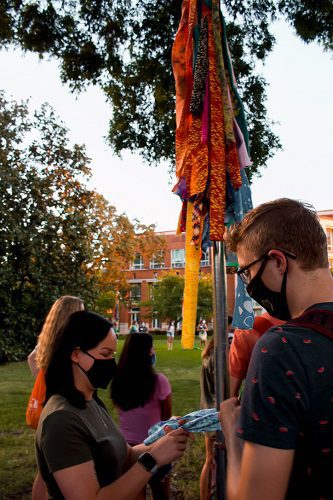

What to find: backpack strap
left=286, top=309, right=333, bottom=341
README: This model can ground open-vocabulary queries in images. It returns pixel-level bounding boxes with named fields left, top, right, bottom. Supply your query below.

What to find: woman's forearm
left=225, top=433, right=243, bottom=500
left=97, top=462, right=152, bottom=500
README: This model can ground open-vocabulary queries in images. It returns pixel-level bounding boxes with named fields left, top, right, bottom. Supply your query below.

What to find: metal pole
left=212, top=241, right=229, bottom=500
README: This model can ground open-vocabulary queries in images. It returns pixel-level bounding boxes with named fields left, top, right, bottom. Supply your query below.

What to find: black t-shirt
left=237, top=303, right=333, bottom=500
left=36, top=394, right=128, bottom=499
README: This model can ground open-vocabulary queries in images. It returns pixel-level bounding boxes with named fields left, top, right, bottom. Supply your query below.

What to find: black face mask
left=77, top=351, right=117, bottom=389
left=246, top=258, right=291, bottom=321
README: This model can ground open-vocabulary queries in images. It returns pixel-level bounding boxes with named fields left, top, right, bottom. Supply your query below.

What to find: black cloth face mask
left=77, top=351, right=117, bottom=389
left=246, top=256, right=292, bottom=321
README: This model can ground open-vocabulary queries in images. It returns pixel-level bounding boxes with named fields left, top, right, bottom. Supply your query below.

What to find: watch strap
left=137, top=452, right=158, bottom=475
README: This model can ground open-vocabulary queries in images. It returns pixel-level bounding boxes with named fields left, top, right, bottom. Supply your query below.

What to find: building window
left=200, top=249, right=210, bottom=267
left=131, top=253, right=144, bottom=270
left=152, top=317, right=161, bottom=329
left=171, top=249, right=185, bottom=268
left=150, top=252, right=165, bottom=269
left=130, top=307, right=140, bottom=323
left=130, top=284, right=141, bottom=302
left=326, top=228, right=333, bottom=252
left=329, top=260, right=333, bottom=271
left=149, top=282, right=158, bottom=299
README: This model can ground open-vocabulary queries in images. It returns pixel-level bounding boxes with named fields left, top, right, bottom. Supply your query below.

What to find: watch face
left=139, top=452, right=157, bottom=470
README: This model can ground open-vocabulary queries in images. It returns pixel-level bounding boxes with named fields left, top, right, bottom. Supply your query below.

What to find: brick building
left=118, top=231, right=235, bottom=334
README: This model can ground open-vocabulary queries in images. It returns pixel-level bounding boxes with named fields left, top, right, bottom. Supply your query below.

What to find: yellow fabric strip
left=181, top=200, right=202, bottom=349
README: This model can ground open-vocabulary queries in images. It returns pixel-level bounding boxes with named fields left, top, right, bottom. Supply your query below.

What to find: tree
left=94, top=290, right=117, bottom=319
left=1, top=2, right=331, bottom=178
left=142, top=272, right=213, bottom=328
left=0, top=92, right=165, bottom=360
left=197, top=274, right=213, bottom=322
left=0, top=92, right=96, bottom=360
left=85, top=190, right=166, bottom=297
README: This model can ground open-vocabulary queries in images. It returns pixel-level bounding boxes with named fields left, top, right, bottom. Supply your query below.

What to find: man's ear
left=71, top=347, right=81, bottom=363
left=268, top=250, right=288, bottom=274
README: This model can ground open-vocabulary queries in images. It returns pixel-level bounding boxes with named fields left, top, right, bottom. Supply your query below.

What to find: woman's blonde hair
left=201, top=337, right=214, bottom=359
left=36, top=296, right=84, bottom=369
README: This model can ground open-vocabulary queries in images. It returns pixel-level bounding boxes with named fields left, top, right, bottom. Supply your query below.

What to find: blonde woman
left=27, top=295, right=84, bottom=500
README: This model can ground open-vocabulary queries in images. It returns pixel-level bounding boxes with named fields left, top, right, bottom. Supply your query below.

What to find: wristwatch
left=137, top=452, right=158, bottom=475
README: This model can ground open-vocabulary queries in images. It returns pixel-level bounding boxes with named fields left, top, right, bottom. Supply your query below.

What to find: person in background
left=229, top=312, right=285, bottom=397
left=221, top=198, right=333, bottom=500
left=166, top=322, right=175, bottom=351
left=129, top=320, right=139, bottom=333
left=111, top=333, right=172, bottom=499
left=113, top=320, right=120, bottom=337
left=139, top=321, right=148, bottom=333
left=36, top=311, right=188, bottom=500
left=197, top=319, right=208, bottom=349
left=199, top=315, right=232, bottom=499
left=28, top=295, right=84, bottom=500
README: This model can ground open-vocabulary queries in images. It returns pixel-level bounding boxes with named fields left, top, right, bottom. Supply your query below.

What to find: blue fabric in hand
left=143, top=408, right=221, bottom=445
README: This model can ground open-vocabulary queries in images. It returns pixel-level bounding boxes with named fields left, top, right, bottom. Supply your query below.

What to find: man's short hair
left=226, top=198, right=328, bottom=270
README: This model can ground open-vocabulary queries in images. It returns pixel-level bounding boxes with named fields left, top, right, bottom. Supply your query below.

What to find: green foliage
left=2, top=1, right=331, bottom=176
left=94, top=290, right=117, bottom=318
left=142, top=272, right=213, bottom=325
left=0, top=92, right=96, bottom=361
left=0, top=93, right=164, bottom=361
left=146, top=273, right=185, bottom=325
left=197, top=274, right=213, bottom=321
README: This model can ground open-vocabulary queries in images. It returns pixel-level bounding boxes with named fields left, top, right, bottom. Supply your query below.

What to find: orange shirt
left=229, top=313, right=285, bottom=379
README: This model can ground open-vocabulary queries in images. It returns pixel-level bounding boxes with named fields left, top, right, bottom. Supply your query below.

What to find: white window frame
left=150, top=252, right=165, bottom=269
left=130, top=283, right=141, bottom=302
left=131, top=253, right=144, bottom=270
left=171, top=248, right=185, bottom=268
left=130, top=308, right=140, bottom=323
left=152, top=317, right=161, bottom=329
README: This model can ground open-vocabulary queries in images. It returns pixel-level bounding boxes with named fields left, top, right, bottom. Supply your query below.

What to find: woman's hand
left=150, top=427, right=188, bottom=467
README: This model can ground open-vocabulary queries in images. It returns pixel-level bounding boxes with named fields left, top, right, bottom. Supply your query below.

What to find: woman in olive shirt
left=36, top=311, right=188, bottom=500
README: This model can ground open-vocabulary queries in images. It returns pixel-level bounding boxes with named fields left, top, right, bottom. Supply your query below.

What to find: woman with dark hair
left=111, top=333, right=172, bottom=499
left=36, top=311, right=188, bottom=500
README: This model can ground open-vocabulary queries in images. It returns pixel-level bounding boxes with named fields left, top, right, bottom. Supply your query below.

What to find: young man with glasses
left=220, top=198, right=333, bottom=500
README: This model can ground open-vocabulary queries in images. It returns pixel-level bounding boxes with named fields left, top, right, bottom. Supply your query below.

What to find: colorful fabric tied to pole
left=172, top=0, right=254, bottom=345
left=143, top=408, right=221, bottom=445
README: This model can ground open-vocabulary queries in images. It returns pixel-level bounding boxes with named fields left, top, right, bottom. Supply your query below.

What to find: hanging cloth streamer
left=181, top=200, right=202, bottom=349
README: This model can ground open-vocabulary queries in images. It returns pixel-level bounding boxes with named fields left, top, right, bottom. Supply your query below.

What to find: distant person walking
left=129, top=320, right=139, bottom=333
left=139, top=321, right=148, bottom=333
left=197, top=319, right=208, bottom=349
left=166, top=322, right=175, bottom=350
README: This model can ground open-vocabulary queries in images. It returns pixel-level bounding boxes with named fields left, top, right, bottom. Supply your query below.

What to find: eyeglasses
left=237, top=249, right=296, bottom=285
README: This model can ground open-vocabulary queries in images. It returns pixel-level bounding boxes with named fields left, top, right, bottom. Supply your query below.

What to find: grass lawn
left=0, top=336, right=207, bottom=499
